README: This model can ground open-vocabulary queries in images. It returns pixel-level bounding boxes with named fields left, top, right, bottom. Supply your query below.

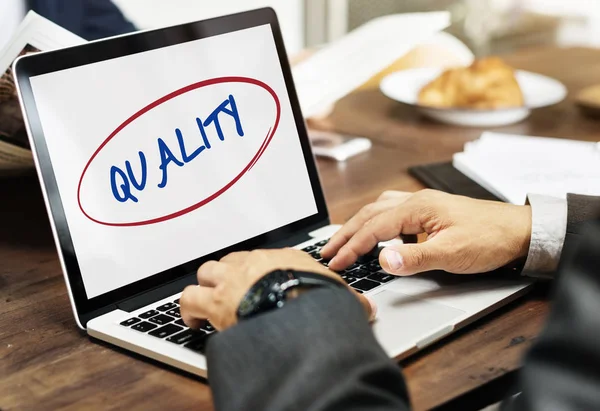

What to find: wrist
left=237, top=270, right=343, bottom=320
left=514, top=204, right=533, bottom=258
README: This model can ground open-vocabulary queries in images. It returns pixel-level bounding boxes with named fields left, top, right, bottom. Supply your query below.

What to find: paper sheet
left=293, top=12, right=451, bottom=118
left=0, top=11, right=85, bottom=172
left=453, top=132, right=600, bottom=204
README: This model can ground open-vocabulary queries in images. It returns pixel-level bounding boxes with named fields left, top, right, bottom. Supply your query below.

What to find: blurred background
left=112, top=0, right=600, bottom=56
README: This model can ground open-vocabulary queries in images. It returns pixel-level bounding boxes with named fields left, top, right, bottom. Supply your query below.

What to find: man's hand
left=180, top=248, right=375, bottom=331
left=321, top=189, right=532, bottom=276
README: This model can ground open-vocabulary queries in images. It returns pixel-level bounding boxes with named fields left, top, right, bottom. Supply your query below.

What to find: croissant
left=418, top=57, right=524, bottom=109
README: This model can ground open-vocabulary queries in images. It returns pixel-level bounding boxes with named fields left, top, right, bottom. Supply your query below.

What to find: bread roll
left=418, top=57, right=524, bottom=109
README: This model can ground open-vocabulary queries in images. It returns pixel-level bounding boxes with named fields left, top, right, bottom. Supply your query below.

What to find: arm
left=29, top=0, right=135, bottom=40
left=561, top=194, right=600, bottom=259
left=322, top=190, right=532, bottom=275
left=502, top=218, right=600, bottom=410
left=82, top=0, right=136, bottom=40
left=521, top=194, right=566, bottom=278
left=321, top=189, right=600, bottom=280
left=522, top=193, right=600, bottom=279
left=178, top=249, right=409, bottom=411
left=207, top=287, right=410, bottom=411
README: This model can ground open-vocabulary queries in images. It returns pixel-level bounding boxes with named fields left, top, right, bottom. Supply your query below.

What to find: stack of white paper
left=0, top=11, right=84, bottom=173
left=0, top=11, right=84, bottom=73
left=293, top=12, right=450, bottom=118
left=453, top=132, right=600, bottom=204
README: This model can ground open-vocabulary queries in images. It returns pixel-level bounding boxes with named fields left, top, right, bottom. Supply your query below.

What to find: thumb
left=353, top=290, right=378, bottom=322
left=379, top=242, right=443, bottom=276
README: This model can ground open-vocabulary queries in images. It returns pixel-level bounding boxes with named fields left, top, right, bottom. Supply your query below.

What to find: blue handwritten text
left=110, top=94, right=244, bottom=203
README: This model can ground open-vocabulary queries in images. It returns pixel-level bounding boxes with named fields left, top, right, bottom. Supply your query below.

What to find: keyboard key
left=120, top=317, right=141, bottom=327
left=355, top=289, right=363, bottom=294
left=340, top=275, right=356, bottom=285
left=315, top=239, right=329, bottom=247
left=174, top=299, right=180, bottom=304
left=357, top=254, right=377, bottom=264
left=199, top=320, right=215, bottom=332
left=302, top=245, right=318, bottom=253
left=149, top=324, right=183, bottom=339
left=309, top=250, right=321, bottom=260
left=346, top=268, right=369, bottom=278
left=345, top=263, right=361, bottom=271
left=156, top=302, right=177, bottom=312
left=368, top=273, right=395, bottom=283
left=148, top=314, right=174, bottom=325
left=139, top=309, right=159, bottom=319
left=175, top=319, right=187, bottom=327
left=351, top=279, right=380, bottom=292
left=166, top=307, right=181, bottom=318
left=131, top=321, right=158, bottom=332
left=185, top=333, right=214, bottom=353
left=366, top=262, right=382, bottom=273
left=167, top=328, right=206, bottom=345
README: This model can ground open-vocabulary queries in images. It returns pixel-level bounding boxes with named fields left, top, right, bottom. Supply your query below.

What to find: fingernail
left=328, top=256, right=338, bottom=267
left=368, top=297, right=378, bottom=322
left=384, top=249, right=403, bottom=270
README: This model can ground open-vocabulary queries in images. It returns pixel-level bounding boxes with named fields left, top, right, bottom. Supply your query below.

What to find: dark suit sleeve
left=82, top=0, right=136, bottom=40
left=206, top=288, right=410, bottom=411
left=560, top=194, right=600, bottom=267
left=566, top=194, right=600, bottom=237
left=28, top=0, right=135, bottom=40
left=502, top=218, right=600, bottom=411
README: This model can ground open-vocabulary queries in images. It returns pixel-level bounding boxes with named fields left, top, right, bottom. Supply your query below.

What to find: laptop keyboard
left=120, top=298, right=216, bottom=353
left=304, top=239, right=392, bottom=294
left=119, top=238, right=392, bottom=351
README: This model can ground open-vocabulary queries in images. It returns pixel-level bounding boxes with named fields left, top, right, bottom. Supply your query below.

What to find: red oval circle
left=77, top=76, right=281, bottom=227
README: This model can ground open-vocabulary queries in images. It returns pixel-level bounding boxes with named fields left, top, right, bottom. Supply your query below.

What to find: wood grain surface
left=2, top=46, right=600, bottom=410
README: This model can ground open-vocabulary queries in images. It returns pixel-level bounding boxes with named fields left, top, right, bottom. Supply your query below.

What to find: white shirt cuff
left=522, top=194, right=567, bottom=279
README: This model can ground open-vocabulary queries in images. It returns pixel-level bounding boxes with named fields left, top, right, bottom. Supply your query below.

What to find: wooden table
left=2, top=46, right=600, bottom=410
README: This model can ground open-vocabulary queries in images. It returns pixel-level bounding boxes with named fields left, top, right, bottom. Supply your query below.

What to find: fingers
left=180, top=285, right=214, bottom=329
left=197, top=260, right=229, bottom=287
left=328, top=205, right=422, bottom=271
left=379, top=242, right=445, bottom=276
left=377, top=190, right=411, bottom=201
left=219, top=251, right=250, bottom=263
left=321, top=197, right=409, bottom=260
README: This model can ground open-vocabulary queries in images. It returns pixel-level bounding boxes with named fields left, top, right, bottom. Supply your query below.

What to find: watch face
left=238, top=270, right=343, bottom=319
left=238, top=287, right=265, bottom=317
left=237, top=270, right=292, bottom=318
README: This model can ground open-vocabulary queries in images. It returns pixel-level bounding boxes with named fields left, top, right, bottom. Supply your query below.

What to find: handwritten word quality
left=109, top=94, right=244, bottom=203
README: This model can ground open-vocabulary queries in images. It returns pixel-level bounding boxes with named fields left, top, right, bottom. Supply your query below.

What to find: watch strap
left=237, top=269, right=343, bottom=320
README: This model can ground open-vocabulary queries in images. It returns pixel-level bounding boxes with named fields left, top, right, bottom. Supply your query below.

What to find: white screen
left=30, top=25, right=318, bottom=298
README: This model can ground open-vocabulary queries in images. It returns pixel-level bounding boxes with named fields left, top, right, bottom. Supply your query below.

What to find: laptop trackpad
left=370, top=290, right=466, bottom=356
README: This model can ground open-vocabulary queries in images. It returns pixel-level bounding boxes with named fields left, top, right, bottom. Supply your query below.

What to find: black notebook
left=408, top=162, right=502, bottom=202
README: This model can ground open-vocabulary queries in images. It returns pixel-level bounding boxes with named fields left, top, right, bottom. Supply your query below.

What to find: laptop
left=14, top=8, right=532, bottom=378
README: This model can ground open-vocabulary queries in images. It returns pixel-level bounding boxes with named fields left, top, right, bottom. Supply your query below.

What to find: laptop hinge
left=263, top=220, right=327, bottom=249
left=117, top=273, right=197, bottom=313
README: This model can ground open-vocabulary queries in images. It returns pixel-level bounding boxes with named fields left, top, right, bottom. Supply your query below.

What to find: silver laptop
left=14, top=8, right=532, bottom=378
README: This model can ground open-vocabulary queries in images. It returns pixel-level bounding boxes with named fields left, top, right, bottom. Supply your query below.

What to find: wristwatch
left=237, top=269, right=344, bottom=320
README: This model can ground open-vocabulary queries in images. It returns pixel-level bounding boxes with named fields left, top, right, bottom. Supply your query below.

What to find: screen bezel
left=15, top=8, right=329, bottom=324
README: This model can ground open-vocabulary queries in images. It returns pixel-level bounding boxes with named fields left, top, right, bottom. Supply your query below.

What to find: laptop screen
left=27, top=24, right=318, bottom=299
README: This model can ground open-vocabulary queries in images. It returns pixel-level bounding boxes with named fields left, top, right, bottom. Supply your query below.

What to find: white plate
left=380, top=67, right=567, bottom=127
